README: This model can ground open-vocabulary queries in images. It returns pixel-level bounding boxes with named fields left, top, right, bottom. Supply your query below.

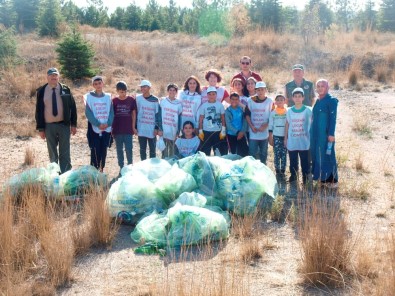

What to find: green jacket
left=35, top=83, right=77, bottom=131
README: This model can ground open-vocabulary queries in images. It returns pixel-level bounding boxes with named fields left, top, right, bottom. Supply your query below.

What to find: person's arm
left=198, top=114, right=204, bottom=141
left=155, top=102, right=163, bottom=136
left=245, top=106, right=257, bottom=133
left=284, top=119, right=289, bottom=147
left=328, top=98, right=338, bottom=142
left=132, top=109, right=137, bottom=135
left=85, top=98, right=101, bottom=127
left=310, top=86, right=316, bottom=106
left=268, top=112, right=274, bottom=146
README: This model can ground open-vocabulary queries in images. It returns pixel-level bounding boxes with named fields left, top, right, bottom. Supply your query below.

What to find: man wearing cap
left=231, top=56, right=262, bottom=84
left=285, top=64, right=315, bottom=107
left=35, top=67, right=77, bottom=173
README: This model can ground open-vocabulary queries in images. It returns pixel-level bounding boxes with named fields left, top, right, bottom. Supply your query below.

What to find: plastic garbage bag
left=121, top=158, right=171, bottom=182
left=208, top=156, right=278, bottom=215
left=154, top=164, right=197, bottom=206
left=167, top=203, right=230, bottom=247
left=107, top=171, right=164, bottom=218
left=58, top=165, right=107, bottom=197
left=4, top=163, right=60, bottom=199
left=130, top=211, right=169, bottom=246
left=170, top=191, right=207, bottom=207
left=156, top=136, right=166, bottom=152
left=178, top=152, right=216, bottom=196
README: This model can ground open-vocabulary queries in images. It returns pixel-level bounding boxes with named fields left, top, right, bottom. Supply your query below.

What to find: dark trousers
left=227, top=134, right=249, bottom=157
left=288, top=149, right=309, bottom=177
left=138, top=136, right=156, bottom=160
left=89, top=131, right=111, bottom=171
left=45, top=122, right=71, bottom=173
left=273, top=136, right=287, bottom=172
left=199, top=131, right=228, bottom=156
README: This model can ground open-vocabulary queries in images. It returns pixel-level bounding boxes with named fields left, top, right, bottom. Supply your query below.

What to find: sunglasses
left=241, top=62, right=250, bottom=65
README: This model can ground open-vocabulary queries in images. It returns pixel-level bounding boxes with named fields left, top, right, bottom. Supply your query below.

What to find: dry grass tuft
left=375, top=232, right=395, bottom=295
left=231, top=210, right=262, bottom=239
left=239, top=239, right=263, bottom=264
left=352, top=116, right=373, bottom=138
left=354, top=153, right=368, bottom=173
left=270, top=195, right=285, bottom=222
left=23, top=146, right=35, bottom=166
left=298, top=196, right=353, bottom=288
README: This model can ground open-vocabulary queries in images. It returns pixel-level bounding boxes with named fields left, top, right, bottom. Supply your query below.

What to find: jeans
left=89, top=131, right=111, bottom=171
left=288, top=149, right=310, bottom=178
left=138, top=136, right=156, bottom=160
left=249, top=138, right=268, bottom=164
left=45, top=122, right=71, bottom=173
left=114, top=134, right=133, bottom=168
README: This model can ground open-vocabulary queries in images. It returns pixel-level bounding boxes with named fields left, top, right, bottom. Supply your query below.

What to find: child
left=136, top=80, right=162, bottom=160
left=175, top=121, right=200, bottom=158
left=231, top=78, right=249, bottom=107
left=225, top=92, right=248, bottom=157
left=84, top=76, right=114, bottom=172
left=284, top=87, right=312, bottom=184
left=201, top=69, right=230, bottom=106
left=178, top=76, right=202, bottom=130
left=160, top=83, right=182, bottom=158
left=269, top=94, right=288, bottom=180
left=112, top=81, right=137, bottom=171
left=245, top=81, right=273, bottom=164
left=198, top=86, right=227, bottom=156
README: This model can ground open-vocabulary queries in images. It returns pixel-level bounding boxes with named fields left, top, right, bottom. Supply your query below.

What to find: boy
left=198, top=86, right=227, bottom=156
left=136, top=80, right=162, bottom=160
left=84, top=76, right=114, bottom=172
left=245, top=81, right=274, bottom=164
left=284, top=87, right=312, bottom=184
left=160, top=83, right=182, bottom=158
left=112, top=81, right=137, bottom=171
left=225, top=92, right=248, bottom=157
left=269, top=94, right=288, bottom=180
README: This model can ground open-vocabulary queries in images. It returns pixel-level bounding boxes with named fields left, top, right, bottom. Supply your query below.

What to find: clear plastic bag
left=156, top=136, right=166, bottom=152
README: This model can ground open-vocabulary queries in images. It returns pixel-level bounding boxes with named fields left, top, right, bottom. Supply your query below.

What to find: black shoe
left=288, top=174, right=297, bottom=183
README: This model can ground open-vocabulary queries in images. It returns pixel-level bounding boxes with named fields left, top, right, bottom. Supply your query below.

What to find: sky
left=76, top=0, right=381, bottom=13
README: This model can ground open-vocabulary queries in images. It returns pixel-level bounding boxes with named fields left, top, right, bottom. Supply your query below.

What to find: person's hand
left=71, top=127, right=77, bottom=135
left=157, top=130, right=163, bottom=137
left=99, top=124, right=108, bottom=130
left=251, top=126, right=258, bottom=133
left=39, top=131, right=45, bottom=139
left=328, top=135, right=335, bottom=142
left=268, top=135, right=273, bottom=146
left=259, top=123, right=268, bottom=132
left=219, top=126, right=226, bottom=140
left=132, top=128, right=137, bottom=136
left=134, top=129, right=138, bottom=136
left=198, top=129, right=204, bottom=141
left=237, top=131, right=244, bottom=140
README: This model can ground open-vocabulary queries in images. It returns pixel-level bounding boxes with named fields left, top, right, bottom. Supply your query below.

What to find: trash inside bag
left=170, top=191, right=207, bottom=208
left=130, top=211, right=169, bottom=246
left=121, top=158, right=171, bottom=182
left=107, top=171, right=165, bottom=218
left=59, top=165, right=107, bottom=197
left=154, top=164, right=197, bottom=206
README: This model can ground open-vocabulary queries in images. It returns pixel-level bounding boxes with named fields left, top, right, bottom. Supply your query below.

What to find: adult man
left=231, top=56, right=262, bottom=83
left=35, top=67, right=77, bottom=173
left=285, top=64, right=315, bottom=107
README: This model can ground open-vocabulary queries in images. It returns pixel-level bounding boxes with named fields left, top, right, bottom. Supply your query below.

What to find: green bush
left=0, top=27, right=17, bottom=68
left=56, top=28, right=96, bottom=80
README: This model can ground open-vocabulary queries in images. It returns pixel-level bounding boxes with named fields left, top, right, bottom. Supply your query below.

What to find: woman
left=310, top=79, right=339, bottom=188
left=201, top=69, right=230, bottom=107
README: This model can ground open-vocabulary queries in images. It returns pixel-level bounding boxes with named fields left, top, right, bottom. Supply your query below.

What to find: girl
left=175, top=121, right=201, bottom=158
left=201, top=69, right=230, bottom=106
left=245, top=76, right=257, bottom=98
left=231, top=78, right=249, bottom=107
left=310, top=79, right=339, bottom=188
left=178, top=76, right=202, bottom=131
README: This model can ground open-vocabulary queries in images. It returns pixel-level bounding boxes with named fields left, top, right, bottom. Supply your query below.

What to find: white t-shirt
left=178, top=90, right=201, bottom=128
left=200, top=86, right=226, bottom=105
left=84, top=92, right=112, bottom=134
left=199, top=101, right=225, bottom=132
left=175, top=136, right=200, bottom=157
left=247, top=97, right=273, bottom=140
left=286, top=105, right=312, bottom=151
left=160, top=97, right=182, bottom=140
left=136, top=94, right=160, bottom=139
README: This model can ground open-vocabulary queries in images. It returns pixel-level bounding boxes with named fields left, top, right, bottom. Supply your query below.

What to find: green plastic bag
left=170, top=191, right=207, bottom=208
left=121, top=158, right=171, bottom=182
left=154, top=164, right=197, bottom=206
left=107, top=171, right=164, bottom=218
left=130, top=211, right=169, bottom=246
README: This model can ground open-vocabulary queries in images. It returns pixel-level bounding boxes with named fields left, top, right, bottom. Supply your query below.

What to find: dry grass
left=23, top=146, right=35, bottom=166
left=298, top=196, right=353, bottom=288
left=354, top=153, right=367, bottom=172
left=352, top=116, right=373, bottom=138
left=340, top=178, right=371, bottom=201
left=375, top=232, right=395, bottom=295
left=0, top=183, right=118, bottom=292
left=270, top=195, right=285, bottom=222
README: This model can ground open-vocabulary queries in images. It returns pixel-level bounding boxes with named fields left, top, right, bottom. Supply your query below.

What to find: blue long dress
left=310, top=93, right=338, bottom=182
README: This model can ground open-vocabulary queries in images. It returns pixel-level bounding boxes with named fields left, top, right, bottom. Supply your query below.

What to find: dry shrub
left=270, top=195, right=285, bottom=222
left=340, top=178, right=370, bottom=201
left=376, top=64, right=388, bottom=83
left=354, top=153, right=366, bottom=172
left=231, top=210, right=262, bottom=239
left=298, top=196, right=353, bottom=287
left=375, top=232, right=395, bottom=295
left=24, top=146, right=35, bottom=166
left=239, top=239, right=263, bottom=264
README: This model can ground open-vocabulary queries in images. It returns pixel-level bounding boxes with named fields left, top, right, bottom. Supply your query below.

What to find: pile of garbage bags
left=3, top=163, right=107, bottom=200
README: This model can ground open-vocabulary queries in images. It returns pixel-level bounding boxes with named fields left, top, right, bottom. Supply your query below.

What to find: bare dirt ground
left=1, top=86, right=394, bottom=295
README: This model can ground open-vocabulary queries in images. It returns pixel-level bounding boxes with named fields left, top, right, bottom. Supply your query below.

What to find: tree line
left=0, top=0, right=394, bottom=38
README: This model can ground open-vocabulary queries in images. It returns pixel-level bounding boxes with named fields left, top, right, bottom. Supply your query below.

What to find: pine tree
left=379, top=0, right=395, bottom=32
left=0, top=0, right=17, bottom=28
left=0, top=27, right=17, bottom=68
left=36, top=0, right=63, bottom=37
left=56, top=28, right=95, bottom=80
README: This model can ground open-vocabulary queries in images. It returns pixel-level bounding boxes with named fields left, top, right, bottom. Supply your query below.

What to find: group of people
left=35, top=56, right=338, bottom=187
